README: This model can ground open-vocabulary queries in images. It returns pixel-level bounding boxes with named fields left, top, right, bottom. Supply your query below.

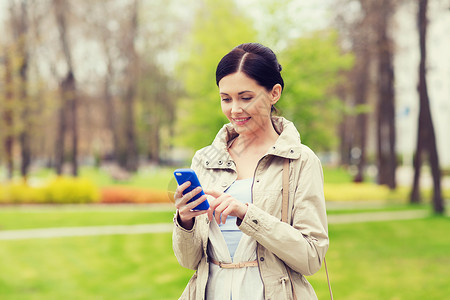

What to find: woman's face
left=218, top=72, right=281, bottom=136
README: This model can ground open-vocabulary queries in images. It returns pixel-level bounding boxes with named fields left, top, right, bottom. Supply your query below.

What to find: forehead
left=218, top=72, right=261, bottom=94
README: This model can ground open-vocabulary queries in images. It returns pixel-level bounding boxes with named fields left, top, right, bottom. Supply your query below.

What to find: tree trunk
left=352, top=34, right=370, bottom=183
left=3, top=50, right=14, bottom=179
left=376, top=0, right=396, bottom=189
left=121, top=0, right=139, bottom=172
left=15, top=0, right=31, bottom=181
left=54, top=0, right=78, bottom=176
left=61, top=71, right=78, bottom=176
left=103, top=70, right=120, bottom=162
left=411, top=0, right=444, bottom=214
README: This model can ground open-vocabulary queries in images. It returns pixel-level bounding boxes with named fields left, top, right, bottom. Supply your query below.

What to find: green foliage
left=175, top=0, right=257, bottom=149
left=278, top=30, right=354, bottom=151
left=0, top=177, right=100, bottom=204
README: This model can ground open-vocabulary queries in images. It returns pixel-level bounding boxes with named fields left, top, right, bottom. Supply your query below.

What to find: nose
left=231, top=100, right=243, bottom=114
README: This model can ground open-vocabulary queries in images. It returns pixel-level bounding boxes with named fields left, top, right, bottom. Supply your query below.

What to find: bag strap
left=282, top=158, right=333, bottom=300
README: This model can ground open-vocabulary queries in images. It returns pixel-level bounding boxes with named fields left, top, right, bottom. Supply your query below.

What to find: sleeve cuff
left=173, top=210, right=196, bottom=234
left=238, top=203, right=263, bottom=236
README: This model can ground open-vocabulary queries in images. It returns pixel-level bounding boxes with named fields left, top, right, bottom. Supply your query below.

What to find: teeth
left=234, top=118, right=249, bottom=122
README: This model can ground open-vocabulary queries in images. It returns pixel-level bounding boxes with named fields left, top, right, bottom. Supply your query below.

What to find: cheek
left=221, top=102, right=230, bottom=116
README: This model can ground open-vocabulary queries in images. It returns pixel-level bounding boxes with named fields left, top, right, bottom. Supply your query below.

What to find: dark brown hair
left=216, top=43, right=284, bottom=92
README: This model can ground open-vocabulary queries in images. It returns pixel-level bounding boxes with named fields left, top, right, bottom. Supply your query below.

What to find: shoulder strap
left=282, top=158, right=290, bottom=223
left=282, top=158, right=333, bottom=300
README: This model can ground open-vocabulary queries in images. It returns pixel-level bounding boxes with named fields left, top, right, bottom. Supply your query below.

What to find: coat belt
left=208, top=258, right=258, bottom=269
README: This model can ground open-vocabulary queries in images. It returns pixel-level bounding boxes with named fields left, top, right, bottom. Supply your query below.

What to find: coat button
left=290, top=149, right=294, bottom=153
left=260, top=257, right=264, bottom=262
left=226, top=161, right=232, bottom=167
left=252, top=219, right=258, bottom=224
left=218, top=160, right=223, bottom=165
left=205, top=161, right=210, bottom=165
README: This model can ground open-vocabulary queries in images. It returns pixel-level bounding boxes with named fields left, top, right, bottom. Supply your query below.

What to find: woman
left=173, top=43, right=329, bottom=300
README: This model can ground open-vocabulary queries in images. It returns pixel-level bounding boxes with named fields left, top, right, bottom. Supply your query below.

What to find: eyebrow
left=220, top=90, right=254, bottom=96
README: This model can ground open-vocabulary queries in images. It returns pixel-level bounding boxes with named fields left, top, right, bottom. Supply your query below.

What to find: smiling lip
left=233, top=117, right=251, bottom=126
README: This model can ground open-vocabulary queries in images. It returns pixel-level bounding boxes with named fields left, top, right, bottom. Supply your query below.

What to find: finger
left=178, top=195, right=207, bottom=220
left=221, top=206, right=235, bottom=224
left=214, top=200, right=231, bottom=224
left=186, top=194, right=208, bottom=211
left=207, top=193, right=225, bottom=212
left=174, top=181, right=191, bottom=202
left=180, top=186, right=203, bottom=206
left=177, top=188, right=202, bottom=210
left=178, top=181, right=191, bottom=192
left=215, top=204, right=223, bottom=225
left=204, top=189, right=223, bottom=199
left=207, top=207, right=214, bottom=221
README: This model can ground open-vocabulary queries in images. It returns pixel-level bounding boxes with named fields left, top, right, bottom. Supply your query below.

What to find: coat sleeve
left=238, top=147, right=329, bottom=276
left=172, top=150, right=206, bottom=270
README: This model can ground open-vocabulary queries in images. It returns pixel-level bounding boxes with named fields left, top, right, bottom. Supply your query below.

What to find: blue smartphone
left=173, top=168, right=210, bottom=210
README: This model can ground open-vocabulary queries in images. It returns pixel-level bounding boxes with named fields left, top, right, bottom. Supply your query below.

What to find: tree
left=2, top=47, right=14, bottom=179
left=53, top=0, right=79, bottom=176
left=176, top=0, right=256, bottom=150
left=375, top=0, right=397, bottom=189
left=334, top=0, right=400, bottom=187
left=10, top=0, right=31, bottom=181
left=279, top=30, right=353, bottom=151
left=118, top=0, right=139, bottom=172
left=410, top=0, right=444, bottom=214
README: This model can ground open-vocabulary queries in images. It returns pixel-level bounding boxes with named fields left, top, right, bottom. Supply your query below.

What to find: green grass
left=0, top=203, right=434, bottom=230
left=0, top=206, right=175, bottom=230
left=0, top=233, right=192, bottom=300
left=0, top=206, right=449, bottom=299
left=317, top=216, right=450, bottom=300
left=325, top=203, right=430, bottom=215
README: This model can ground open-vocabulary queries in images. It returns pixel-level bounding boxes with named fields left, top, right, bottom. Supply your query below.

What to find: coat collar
left=206, top=117, right=302, bottom=169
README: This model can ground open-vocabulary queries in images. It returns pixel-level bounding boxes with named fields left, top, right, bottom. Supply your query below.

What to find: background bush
left=0, top=177, right=100, bottom=204
left=100, top=187, right=173, bottom=204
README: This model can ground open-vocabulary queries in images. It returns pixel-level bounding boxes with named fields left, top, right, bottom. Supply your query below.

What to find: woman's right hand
left=174, top=181, right=209, bottom=230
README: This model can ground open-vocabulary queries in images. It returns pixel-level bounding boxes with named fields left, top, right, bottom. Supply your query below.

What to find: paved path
left=1, top=209, right=444, bottom=241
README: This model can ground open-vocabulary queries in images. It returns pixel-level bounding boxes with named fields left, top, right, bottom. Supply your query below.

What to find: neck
left=232, top=122, right=279, bottom=153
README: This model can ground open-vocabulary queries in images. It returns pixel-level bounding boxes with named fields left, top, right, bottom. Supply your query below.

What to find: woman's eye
left=221, top=98, right=231, bottom=102
left=242, top=97, right=252, bottom=101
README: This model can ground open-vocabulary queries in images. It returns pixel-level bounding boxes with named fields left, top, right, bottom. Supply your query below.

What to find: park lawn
left=0, top=203, right=434, bottom=230
left=0, top=216, right=449, bottom=299
left=0, top=233, right=191, bottom=300
left=0, top=207, right=175, bottom=230
left=319, top=216, right=450, bottom=300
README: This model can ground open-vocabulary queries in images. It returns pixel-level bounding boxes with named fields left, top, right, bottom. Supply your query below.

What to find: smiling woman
left=172, top=43, right=329, bottom=300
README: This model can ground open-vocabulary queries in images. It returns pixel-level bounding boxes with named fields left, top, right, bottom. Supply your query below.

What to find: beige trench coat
left=172, top=117, right=329, bottom=300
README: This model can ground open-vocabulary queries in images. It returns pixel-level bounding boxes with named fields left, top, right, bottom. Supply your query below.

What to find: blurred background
left=0, top=0, right=449, bottom=299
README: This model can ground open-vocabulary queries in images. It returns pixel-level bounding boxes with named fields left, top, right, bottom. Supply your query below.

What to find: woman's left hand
left=205, top=190, right=248, bottom=224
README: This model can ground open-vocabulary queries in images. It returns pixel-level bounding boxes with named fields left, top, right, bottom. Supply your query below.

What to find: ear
left=270, top=84, right=282, bottom=105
